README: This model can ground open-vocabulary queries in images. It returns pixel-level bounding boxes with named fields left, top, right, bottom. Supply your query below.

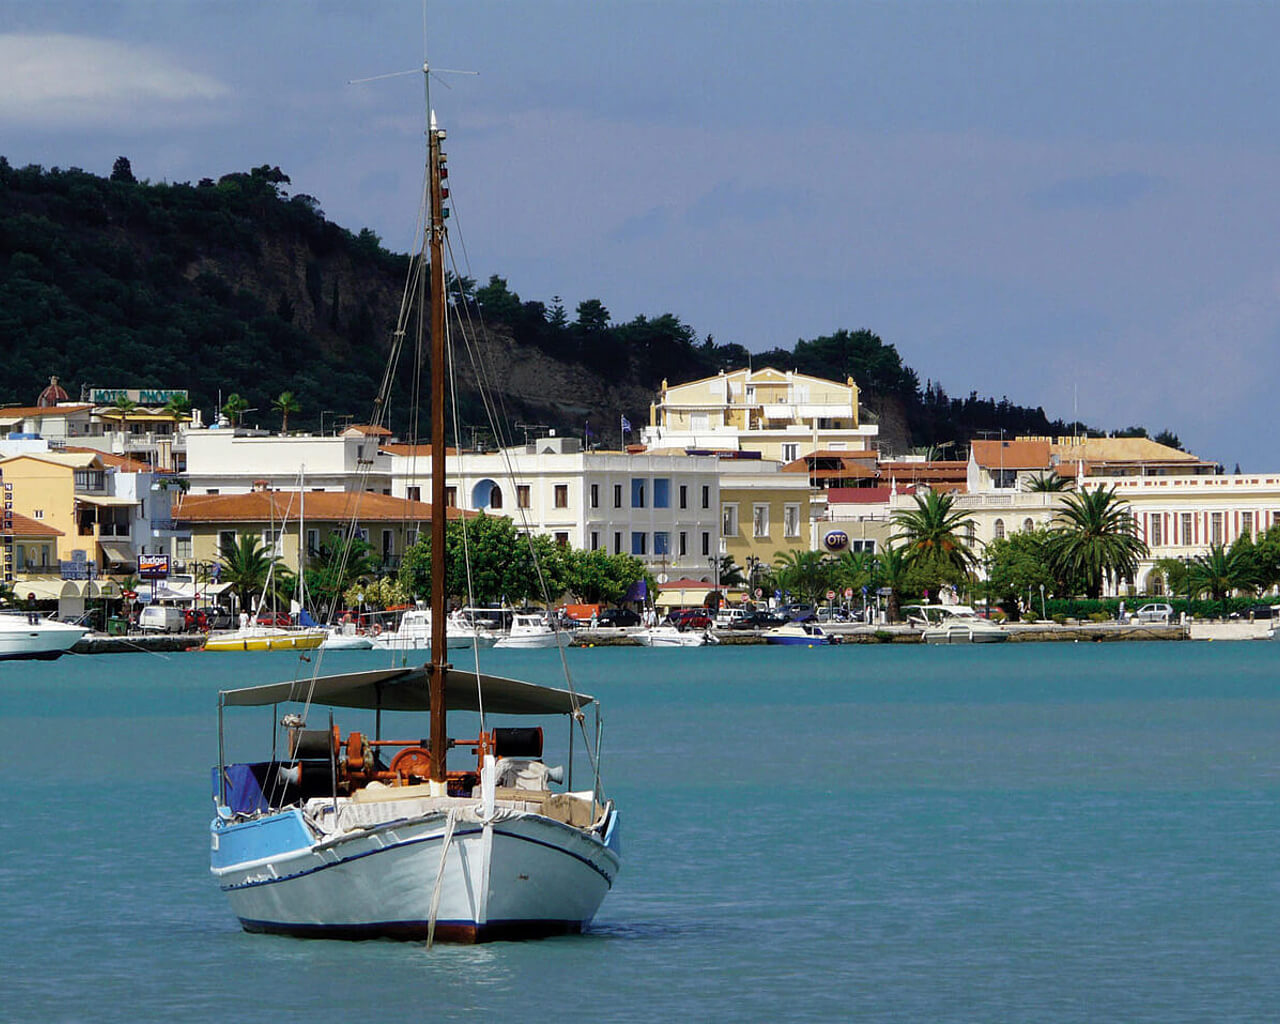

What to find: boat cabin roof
left=219, top=664, right=593, bottom=715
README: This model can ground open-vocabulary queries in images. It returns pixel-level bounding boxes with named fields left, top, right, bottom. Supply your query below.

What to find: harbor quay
left=71, top=620, right=1272, bottom=655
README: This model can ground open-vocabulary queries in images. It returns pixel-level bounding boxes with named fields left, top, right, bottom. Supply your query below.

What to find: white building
left=388, top=435, right=722, bottom=577
left=183, top=425, right=393, bottom=494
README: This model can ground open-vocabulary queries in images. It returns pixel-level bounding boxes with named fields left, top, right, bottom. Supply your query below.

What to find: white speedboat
left=369, top=608, right=500, bottom=652
left=320, top=623, right=376, bottom=651
left=632, top=625, right=717, bottom=647
left=0, top=610, right=88, bottom=660
left=904, top=604, right=1010, bottom=644
left=493, top=612, right=571, bottom=650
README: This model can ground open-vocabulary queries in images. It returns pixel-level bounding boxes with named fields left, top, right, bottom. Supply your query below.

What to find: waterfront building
left=0, top=379, right=201, bottom=471
left=718, top=456, right=816, bottom=588
left=182, top=425, right=393, bottom=494
left=387, top=434, right=722, bottom=580
left=641, top=366, right=879, bottom=460
left=171, top=489, right=450, bottom=579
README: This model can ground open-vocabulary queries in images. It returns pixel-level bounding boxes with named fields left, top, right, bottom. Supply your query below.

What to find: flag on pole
left=621, top=414, right=632, bottom=433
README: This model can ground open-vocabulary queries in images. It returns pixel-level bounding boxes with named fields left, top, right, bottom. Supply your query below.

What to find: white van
left=715, top=606, right=746, bottom=627
left=139, top=605, right=186, bottom=633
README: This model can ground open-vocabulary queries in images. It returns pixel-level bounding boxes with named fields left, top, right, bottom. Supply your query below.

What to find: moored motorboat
left=631, top=625, right=717, bottom=647
left=320, top=622, right=376, bottom=651
left=763, top=621, right=832, bottom=646
left=904, top=604, right=1009, bottom=644
left=0, top=609, right=88, bottom=660
left=493, top=612, right=570, bottom=650
left=369, top=608, right=500, bottom=651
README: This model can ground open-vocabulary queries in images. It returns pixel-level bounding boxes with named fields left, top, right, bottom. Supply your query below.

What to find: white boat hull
left=632, top=627, right=712, bottom=647
left=493, top=631, right=571, bottom=650
left=0, top=616, right=88, bottom=660
left=921, top=625, right=1009, bottom=644
left=212, top=802, right=619, bottom=941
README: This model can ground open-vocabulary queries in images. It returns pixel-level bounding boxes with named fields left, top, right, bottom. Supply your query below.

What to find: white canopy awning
left=76, top=495, right=141, bottom=507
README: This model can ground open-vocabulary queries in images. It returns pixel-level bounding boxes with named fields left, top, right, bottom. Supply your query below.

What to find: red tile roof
left=970, top=439, right=1051, bottom=470
left=61, top=446, right=152, bottom=472
left=174, top=490, right=468, bottom=524
left=2, top=512, right=64, bottom=537
left=827, top=486, right=916, bottom=504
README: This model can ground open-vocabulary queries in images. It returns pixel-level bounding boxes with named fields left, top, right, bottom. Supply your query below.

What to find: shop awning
left=75, top=495, right=141, bottom=507
left=99, top=540, right=136, bottom=565
left=15, top=577, right=123, bottom=600
left=15, top=577, right=86, bottom=601
left=655, top=587, right=713, bottom=608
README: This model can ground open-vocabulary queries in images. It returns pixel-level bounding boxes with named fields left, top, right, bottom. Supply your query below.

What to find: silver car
left=1134, top=602, right=1173, bottom=624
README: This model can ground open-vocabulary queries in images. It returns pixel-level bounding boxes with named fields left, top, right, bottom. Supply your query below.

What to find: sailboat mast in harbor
left=427, top=101, right=449, bottom=786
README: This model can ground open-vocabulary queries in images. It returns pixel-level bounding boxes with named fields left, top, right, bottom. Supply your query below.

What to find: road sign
left=755, top=588, right=763, bottom=598
left=826, top=590, right=835, bottom=600
left=844, top=588, right=854, bottom=599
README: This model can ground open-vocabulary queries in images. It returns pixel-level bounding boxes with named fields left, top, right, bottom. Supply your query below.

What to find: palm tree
left=891, top=490, right=979, bottom=579
left=221, top=393, right=250, bottom=427
left=1047, top=485, right=1148, bottom=599
left=832, top=549, right=876, bottom=593
left=873, top=544, right=914, bottom=623
left=714, top=554, right=746, bottom=588
left=107, top=394, right=137, bottom=431
left=1025, top=471, right=1072, bottom=492
left=772, top=550, right=831, bottom=605
left=1187, top=543, right=1257, bottom=601
left=217, top=534, right=280, bottom=612
left=272, top=390, right=301, bottom=433
left=163, top=393, right=192, bottom=424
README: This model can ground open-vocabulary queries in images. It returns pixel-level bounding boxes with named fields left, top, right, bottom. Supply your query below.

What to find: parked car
left=729, top=610, right=791, bottom=630
left=256, top=612, right=293, bottom=628
left=139, top=605, right=186, bottom=633
left=597, top=607, right=641, bottom=627
left=1134, top=603, right=1173, bottom=624
left=780, top=603, right=816, bottom=622
left=664, top=608, right=713, bottom=629
left=203, top=609, right=237, bottom=630
left=714, top=606, right=747, bottom=627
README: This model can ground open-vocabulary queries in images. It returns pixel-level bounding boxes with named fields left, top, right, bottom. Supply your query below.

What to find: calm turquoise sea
left=2, top=641, right=1278, bottom=1023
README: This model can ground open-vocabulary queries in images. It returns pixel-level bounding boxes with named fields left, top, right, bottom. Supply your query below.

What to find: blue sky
left=2, top=1, right=1278, bottom=469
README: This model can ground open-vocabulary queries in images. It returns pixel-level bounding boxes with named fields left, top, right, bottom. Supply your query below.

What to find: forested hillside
left=0, top=159, right=1156, bottom=451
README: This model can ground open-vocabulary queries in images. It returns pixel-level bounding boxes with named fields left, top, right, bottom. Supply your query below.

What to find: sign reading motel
left=89, top=388, right=189, bottom=406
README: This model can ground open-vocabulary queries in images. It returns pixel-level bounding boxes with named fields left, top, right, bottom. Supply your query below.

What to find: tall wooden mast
left=427, top=110, right=449, bottom=783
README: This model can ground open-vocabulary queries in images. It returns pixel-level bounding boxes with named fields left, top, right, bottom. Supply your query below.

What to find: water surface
left=2, top=641, right=1277, bottom=1022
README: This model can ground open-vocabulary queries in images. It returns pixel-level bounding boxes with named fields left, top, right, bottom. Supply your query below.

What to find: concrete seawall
left=70, top=621, right=1269, bottom=654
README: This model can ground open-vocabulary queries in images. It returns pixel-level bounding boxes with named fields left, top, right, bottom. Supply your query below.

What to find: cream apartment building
left=641, top=367, right=879, bottom=461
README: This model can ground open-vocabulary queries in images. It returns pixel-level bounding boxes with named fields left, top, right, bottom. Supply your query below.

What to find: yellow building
left=717, top=458, right=814, bottom=590
left=641, top=367, right=879, bottom=462
left=0, top=452, right=136, bottom=569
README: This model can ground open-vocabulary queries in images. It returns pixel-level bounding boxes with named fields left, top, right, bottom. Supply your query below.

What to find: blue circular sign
left=824, top=530, right=850, bottom=552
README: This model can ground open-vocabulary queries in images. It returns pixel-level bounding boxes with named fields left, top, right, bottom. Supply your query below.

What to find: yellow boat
left=203, top=627, right=328, bottom=652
